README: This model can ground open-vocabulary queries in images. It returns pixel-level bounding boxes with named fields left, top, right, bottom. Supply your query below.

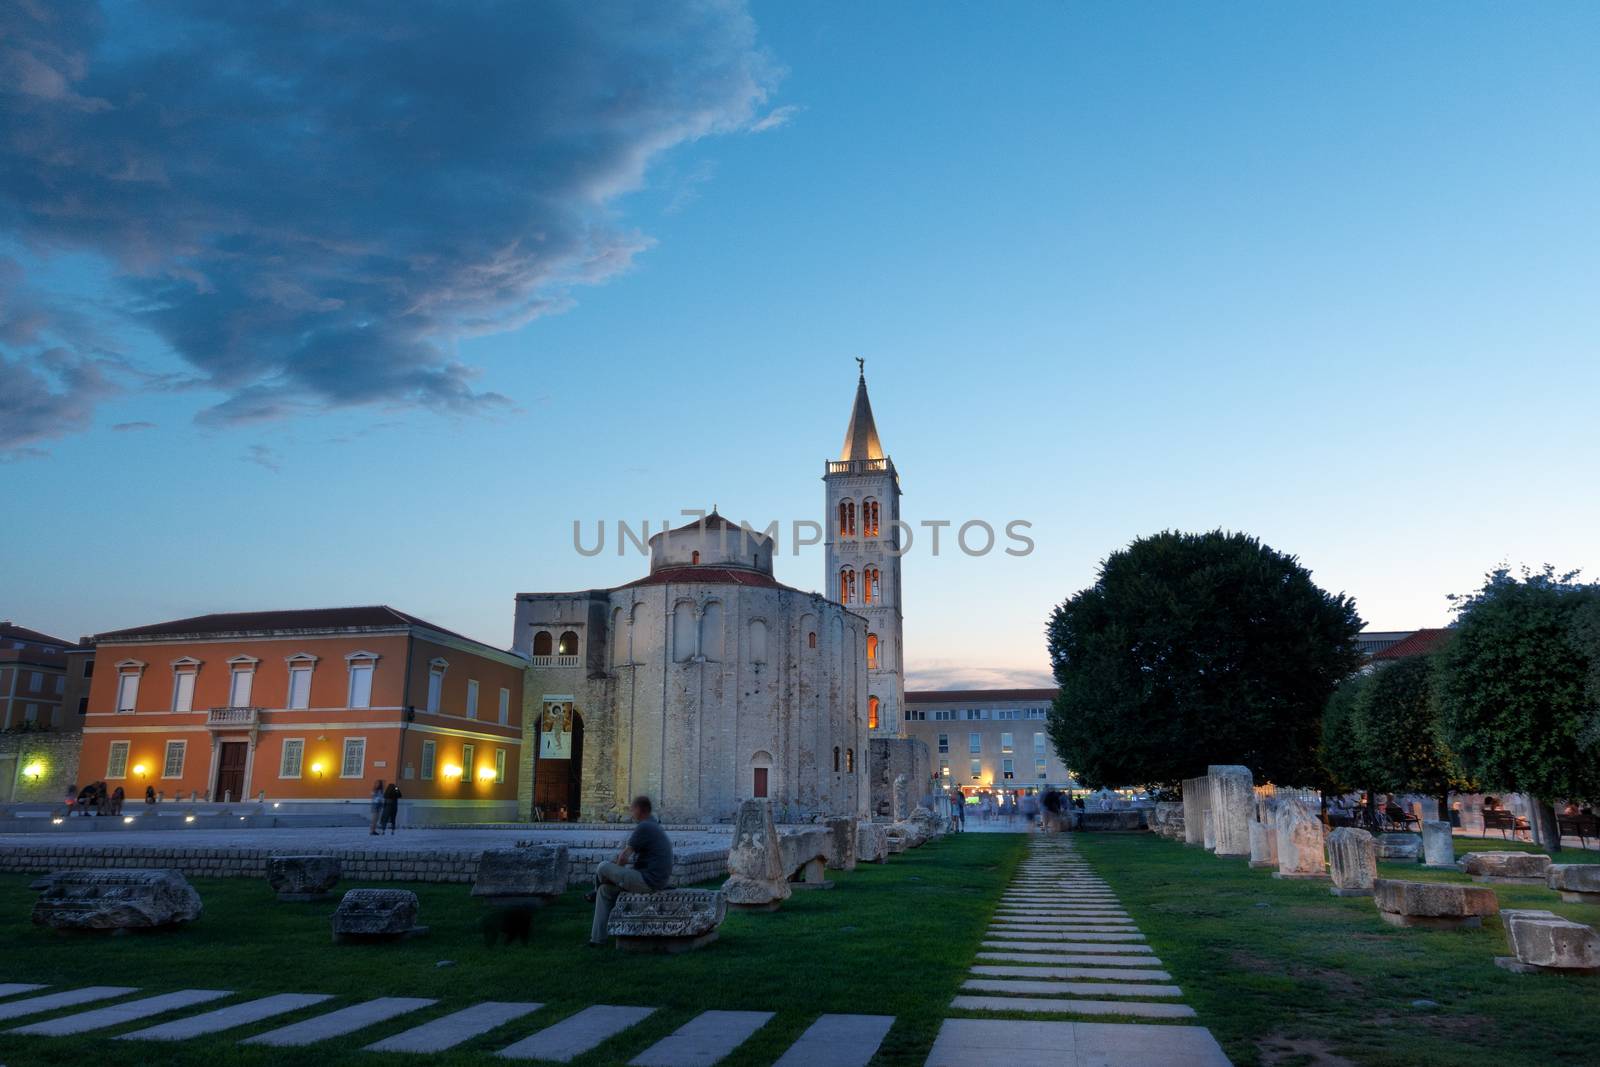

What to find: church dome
left=647, top=509, right=774, bottom=576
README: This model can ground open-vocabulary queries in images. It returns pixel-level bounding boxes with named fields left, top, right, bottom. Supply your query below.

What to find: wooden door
left=215, top=741, right=248, bottom=801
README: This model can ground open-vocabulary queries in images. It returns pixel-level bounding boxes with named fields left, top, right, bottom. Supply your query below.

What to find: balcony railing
left=530, top=655, right=581, bottom=668
left=206, top=706, right=260, bottom=728
left=825, top=457, right=894, bottom=476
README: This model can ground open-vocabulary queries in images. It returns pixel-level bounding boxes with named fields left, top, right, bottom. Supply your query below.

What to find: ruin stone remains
left=1374, top=833, right=1422, bottom=862
left=1327, top=827, right=1378, bottom=897
left=722, top=799, right=791, bottom=911
left=31, top=869, right=203, bottom=931
left=607, top=889, right=727, bottom=954
left=1496, top=909, right=1600, bottom=974
left=1150, top=802, right=1186, bottom=840
left=1421, top=820, right=1455, bottom=868
left=1181, top=775, right=1210, bottom=846
left=856, top=822, right=889, bottom=864
left=1274, top=798, right=1327, bottom=879
left=824, top=816, right=858, bottom=871
left=1548, top=864, right=1600, bottom=904
left=1373, top=879, right=1497, bottom=930
left=1249, top=797, right=1279, bottom=870
left=471, top=844, right=570, bottom=904
left=1463, top=851, right=1552, bottom=884
left=332, top=888, right=427, bottom=942
left=780, top=827, right=834, bottom=890
left=1207, top=765, right=1254, bottom=857
left=267, top=855, right=342, bottom=901
left=892, top=774, right=911, bottom=821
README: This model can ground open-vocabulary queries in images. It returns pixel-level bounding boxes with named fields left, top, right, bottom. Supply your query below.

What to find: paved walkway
left=925, top=835, right=1231, bottom=1066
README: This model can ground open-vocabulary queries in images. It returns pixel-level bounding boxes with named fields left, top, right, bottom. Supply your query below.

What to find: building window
left=420, top=739, right=437, bottom=780
left=938, top=732, right=949, bottom=754
left=864, top=567, right=880, bottom=604
left=340, top=738, right=366, bottom=778
left=171, top=669, right=196, bottom=713
left=54, top=674, right=63, bottom=694
left=868, top=695, right=880, bottom=730
left=498, top=687, right=511, bottom=726
left=691, top=550, right=700, bottom=564
left=285, top=654, right=316, bottom=710
left=346, top=652, right=378, bottom=709
left=427, top=659, right=447, bottom=714
left=116, top=671, right=141, bottom=713
left=970, top=759, right=982, bottom=780
left=1034, top=732, right=1047, bottom=754
left=280, top=739, right=304, bottom=778
left=808, top=631, right=817, bottom=649
left=1003, top=758, right=1015, bottom=780
left=461, top=743, right=476, bottom=782
left=969, top=732, right=982, bottom=754
left=866, top=633, right=878, bottom=669
left=846, top=747, right=855, bottom=772
left=833, top=746, right=841, bottom=772
left=1001, top=732, right=1014, bottom=754
left=940, top=760, right=950, bottom=777
left=753, top=766, right=769, bottom=798
left=532, top=631, right=553, bottom=657
left=107, top=741, right=130, bottom=779
left=162, top=740, right=187, bottom=778
left=839, top=568, right=856, bottom=603
left=28, top=671, right=42, bottom=691
left=494, top=748, right=507, bottom=784
left=862, top=498, right=880, bottom=538
left=558, top=631, right=579, bottom=656
left=228, top=665, right=255, bottom=707
left=466, top=679, right=479, bottom=719
left=23, top=703, right=38, bottom=723
left=838, top=500, right=855, bottom=537
left=1036, top=759, right=1048, bottom=780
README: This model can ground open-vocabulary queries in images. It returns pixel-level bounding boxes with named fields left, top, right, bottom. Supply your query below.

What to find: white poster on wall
left=539, top=697, right=575, bottom=760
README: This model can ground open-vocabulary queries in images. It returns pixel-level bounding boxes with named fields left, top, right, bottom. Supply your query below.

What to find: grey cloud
left=112, top=421, right=156, bottom=432
left=1, top=1, right=777, bottom=432
left=243, top=444, right=281, bottom=474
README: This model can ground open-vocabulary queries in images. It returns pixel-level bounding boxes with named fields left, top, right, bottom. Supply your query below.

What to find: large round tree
left=1352, top=653, right=1472, bottom=817
left=1046, top=530, right=1365, bottom=787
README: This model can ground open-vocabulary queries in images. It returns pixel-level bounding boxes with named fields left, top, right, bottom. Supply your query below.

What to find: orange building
left=80, top=606, right=525, bottom=824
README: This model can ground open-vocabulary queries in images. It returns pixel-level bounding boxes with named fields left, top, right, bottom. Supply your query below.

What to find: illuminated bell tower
left=824, top=360, right=904, bottom=738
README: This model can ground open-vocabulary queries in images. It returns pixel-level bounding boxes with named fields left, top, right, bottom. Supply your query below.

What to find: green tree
left=1435, top=566, right=1600, bottom=852
left=1046, top=529, right=1365, bottom=788
left=1353, top=653, right=1472, bottom=816
left=1318, top=672, right=1375, bottom=795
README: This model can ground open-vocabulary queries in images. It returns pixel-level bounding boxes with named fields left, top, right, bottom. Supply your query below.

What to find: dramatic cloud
left=1, top=1, right=778, bottom=440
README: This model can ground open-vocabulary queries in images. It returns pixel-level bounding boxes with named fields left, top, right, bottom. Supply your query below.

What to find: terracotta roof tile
left=94, top=605, right=484, bottom=646
left=1370, top=627, right=1452, bottom=660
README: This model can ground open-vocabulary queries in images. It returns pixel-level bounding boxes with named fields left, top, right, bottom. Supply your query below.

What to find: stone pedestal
left=267, top=855, right=342, bottom=901
left=722, top=799, right=791, bottom=911
left=856, top=822, right=889, bottom=864
left=1496, top=909, right=1600, bottom=974
left=1421, top=821, right=1455, bottom=869
left=1327, top=828, right=1377, bottom=897
left=607, top=889, right=726, bottom=953
left=1207, top=765, right=1254, bottom=858
left=1463, top=851, right=1552, bottom=885
left=781, top=829, right=834, bottom=891
left=1373, top=879, right=1496, bottom=930
left=31, top=869, right=203, bottom=931
left=472, top=844, right=570, bottom=905
left=1248, top=816, right=1279, bottom=870
left=1548, top=864, right=1600, bottom=904
left=824, top=816, right=858, bottom=871
left=1273, top=799, right=1327, bottom=879
left=1181, top=776, right=1207, bottom=846
left=332, top=888, right=427, bottom=942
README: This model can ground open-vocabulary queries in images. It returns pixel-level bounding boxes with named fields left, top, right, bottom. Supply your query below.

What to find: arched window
left=532, top=631, right=553, bottom=657
left=691, top=550, right=700, bottom=565
left=838, top=500, right=855, bottom=537
left=557, top=630, right=579, bottom=656
left=833, top=746, right=841, bottom=772
left=700, top=601, right=723, bottom=661
left=863, top=567, right=880, bottom=604
left=862, top=498, right=880, bottom=538
left=866, top=633, right=878, bottom=669
left=839, top=568, right=856, bottom=603
left=749, top=619, right=768, bottom=664
left=808, top=631, right=817, bottom=649
left=673, top=602, right=696, bottom=661
left=846, top=747, right=855, bottom=773
left=868, top=695, right=880, bottom=730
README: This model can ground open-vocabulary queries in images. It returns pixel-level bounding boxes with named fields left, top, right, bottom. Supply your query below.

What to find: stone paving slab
left=987, top=930, right=1146, bottom=942
left=992, top=923, right=1135, bottom=932
left=121, top=993, right=336, bottom=1041
left=951, top=995, right=1196, bottom=1019
left=365, top=1001, right=545, bottom=1053
left=972, top=965, right=1172, bottom=982
left=243, top=997, right=438, bottom=1047
left=9, top=989, right=232, bottom=1036
left=498, top=1005, right=657, bottom=1062
left=629, top=1009, right=774, bottom=1067
left=978, top=952, right=1166, bottom=968
left=962, top=978, right=1184, bottom=998
left=771, top=1013, right=895, bottom=1067
left=0, top=984, right=47, bottom=999
left=982, top=941, right=1154, bottom=954
left=925, top=1018, right=1229, bottom=1066
left=0, top=987, right=139, bottom=1022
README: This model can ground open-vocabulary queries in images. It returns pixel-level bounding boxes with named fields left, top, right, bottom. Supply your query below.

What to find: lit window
left=279, top=739, right=304, bottom=778
left=868, top=695, right=880, bottom=730
left=558, top=631, right=579, bottom=656
left=838, top=500, right=855, bottom=537
left=940, top=760, right=950, bottom=777
left=340, top=738, right=366, bottom=778
left=162, top=740, right=187, bottom=778
left=970, top=759, right=982, bottom=779
left=1003, top=758, right=1015, bottom=780
left=864, top=567, right=880, bottom=603
left=846, top=747, right=854, bottom=772
left=862, top=498, right=880, bottom=538
left=1001, top=732, right=1014, bottom=754
left=839, top=568, right=856, bottom=603
left=1036, top=759, right=1048, bottom=780
left=107, top=741, right=130, bottom=778
left=866, top=633, right=878, bottom=669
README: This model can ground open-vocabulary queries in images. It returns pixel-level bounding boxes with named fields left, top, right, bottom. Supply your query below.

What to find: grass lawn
left=1074, top=833, right=1600, bottom=1067
left=0, top=832, right=1025, bottom=1067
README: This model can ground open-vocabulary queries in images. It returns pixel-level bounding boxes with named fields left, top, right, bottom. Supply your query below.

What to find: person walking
left=63, top=783, right=77, bottom=819
left=111, top=785, right=125, bottom=814
left=380, top=781, right=402, bottom=834
left=586, top=796, right=672, bottom=947
left=369, top=780, right=385, bottom=835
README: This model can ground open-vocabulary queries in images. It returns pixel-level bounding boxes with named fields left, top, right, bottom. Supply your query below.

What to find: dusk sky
left=5, top=2, right=1598, bottom=688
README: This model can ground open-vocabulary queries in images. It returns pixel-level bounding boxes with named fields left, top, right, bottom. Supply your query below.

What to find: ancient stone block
left=31, top=869, right=203, bottom=931
left=892, top=774, right=911, bottom=822
left=856, top=822, right=889, bottom=864
left=1151, top=802, right=1185, bottom=840
left=824, top=816, right=858, bottom=871
left=1373, top=879, right=1497, bottom=929
left=1077, top=810, right=1146, bottom=832
left=471, top=845, right=570, bottom=903
left=1463, top=851, right=1552, bottom=884
left=722, top=799, right=790, bottom=911
left=1202, top=809, right=1216, bottom=851
left=1374, top=834, right=1422, bottom=862
left=332, top=888, right=427, bottom=942
left=1181, top=776, right=1208, bottom=846
left=266, top=855, right=341, bottom=901
left=1327, top=828, right=1378, bottom=896
left=781, top=828, right=833, bottom=890
left=607, top=889, right=727, bottom=953
left=1207, top=765, right=1253, bottom=857
left=1496, top=909, right=1600, bottom=974
left=1274, top=799, right=1327, bottom=879
left=1421, top=821, right=1455, bottom=868
left=1548, top=864, right=1600, bottom=904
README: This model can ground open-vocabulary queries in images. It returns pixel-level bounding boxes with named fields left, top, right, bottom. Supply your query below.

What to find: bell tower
left=824, top=360, right=904, bottom=738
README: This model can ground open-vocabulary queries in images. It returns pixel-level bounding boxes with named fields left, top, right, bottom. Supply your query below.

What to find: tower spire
left=839, top=360, right=884, bottom=462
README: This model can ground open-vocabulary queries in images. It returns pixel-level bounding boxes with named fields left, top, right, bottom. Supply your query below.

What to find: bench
left=606, top=889, right=725, bottom=953
left=1556, top=813, right=1598, bottom=848
left=1482, top=810, right=1530, bottom=840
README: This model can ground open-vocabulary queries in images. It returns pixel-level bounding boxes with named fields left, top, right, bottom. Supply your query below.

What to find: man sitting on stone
left=586, top=795, right=673, bottom=947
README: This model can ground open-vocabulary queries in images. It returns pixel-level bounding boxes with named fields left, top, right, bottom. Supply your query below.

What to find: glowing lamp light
left=477, top=766, right=496, bottom=781
left=309, top=761, right=326, bottom=779
left=184, top=815, right=195, bottom=823
left=442, top=764, right=463, bottom=780
left=22, top=761, right=45, bottom=781
left=51, top=817, right=64, bottom=825
left=123, top=816, right=134, bottom=824
left=131, top=763, right=148, bottom=779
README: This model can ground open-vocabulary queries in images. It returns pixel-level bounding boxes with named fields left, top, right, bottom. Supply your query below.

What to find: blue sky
left=4, top=3, right=1599, bottom=686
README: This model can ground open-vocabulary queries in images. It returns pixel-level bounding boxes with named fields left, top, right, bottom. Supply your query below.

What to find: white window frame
left=107, top=740, right=130, bottom=779
left=938, top=732, right=949, bottom=754
left=426, top=657, right=447, bottom=714
left=494, top=748, right=506, bottom=784
left=461, top=743, right=476, bottom=783
left=279, top=738, right=305, bottom=779
left=162, top=739, right=187, bottom=779
left=466, top=678, right=479, bottom=719
left=340, top=737, right=367, bottom=779
left=345, top=651, right=380, bottom=709
left=226, top=655, right=259, bottom=708
left=420, top=739, right=437, bottom=781
left=498, top=687, right=510, bottom=726
left=970, top=758, right=982, bottom=779
left=285, top=653, right=318, bottom=710
left=969, top=732, right=981, bottom=754
left=170, top=659, right=200, bottom=713
left=1001, top=732, right=1014, bottom=754
left=115, top=661, right=145, bottom=712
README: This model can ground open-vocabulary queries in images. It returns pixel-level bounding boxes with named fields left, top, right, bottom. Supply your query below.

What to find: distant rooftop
left=0, top=621, right=74, bottom=648
left=95, top=605, right=487, bottom=647
left=906, top=688, right=1058, bottom=704
left=1370, top=627, right=1452, bottom=661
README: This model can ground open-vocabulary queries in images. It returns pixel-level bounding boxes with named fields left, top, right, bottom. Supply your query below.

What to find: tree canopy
left=1318, top=672, right=1375, bottom=795
left=1046, top=529, right=1365, bottom=788
left=1353, top=653, right=1472, bottom=802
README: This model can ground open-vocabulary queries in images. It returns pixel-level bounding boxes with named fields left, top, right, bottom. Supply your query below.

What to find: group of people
left=368, top=780, right=403, bottom=834
left=947, top=787, right=1085, bottom=830
left=64, top=781, right=156, bottom=816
